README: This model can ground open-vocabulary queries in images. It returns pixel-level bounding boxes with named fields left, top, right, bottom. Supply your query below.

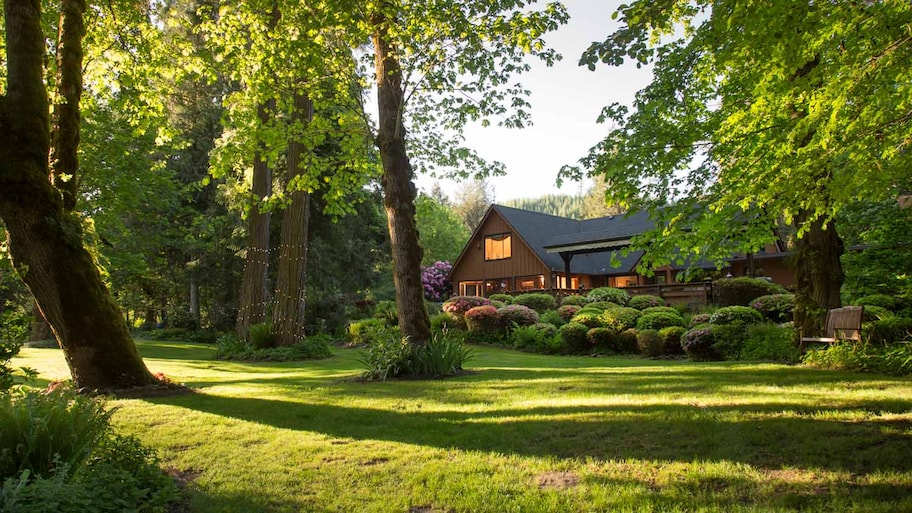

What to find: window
left=556, top=275, right=580, bottom=290
left=484, top=233, right=512, bottom=261
left=460, top=281, right=483, bottom=297
left=516, top=275, right=545, bottom=291
left=485, top=278, right=511, bottom=295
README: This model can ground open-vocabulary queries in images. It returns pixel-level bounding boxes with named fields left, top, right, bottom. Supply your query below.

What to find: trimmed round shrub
left=490, top=300, right=507, bottom=309
left=587, top=287, right=630, bottom=306
left=711, top=323, right=748, bottom=359
left=600, top=306, right=642, bottom=331
left=713, top=277, right=787, bottom=306
left=558, top=322, right=590, bottom=353
left=742, top=323, right=799, bottom=363
left=637, top=329, right=664, bottom=357
left=586, top=301, right=622, bottom=311
left=636, top=311, right=686, bottom=331
left=681, top=325, right=723, bottom=361
left=464, top=305, right=501, bottom=335
left=498, top=304, right=540, bottom=329
left=575, top=307, right=604, bottom=317
left=512, top=293, right=557, bottom=313
left=864, top=317, right=912, bottom=345
left=561, top=294, right=590, bottom=307
left=629, top=295, right=664, bottom=310
left=689, top=313, right=712, bottom=327
left=489, top=293, right=514, bottom=305
left=587, top=327, right=615, bottom=351
left=861, top=305, right=893, bottom=322
left=348, top=318, right=386, bottom=345
left=854, top=294, right=900, bottom=312
left=617, top=328, right=639, bottom=354
left=533, top=322, right=558, bottom=337
left=540, top=310, right=565, bottom=327
left=557, top=305, right=582, bottom=322
left=443, top=296, right=493, bottom=315
left=658, top=326, right=686, bottom=355
left=642, top=306, right=681, bottom=317
left=709, top=306, right=763, bottom=326
left=571, top=310, right=606, bottom=328
left=750, top=294, right=795, bottom=323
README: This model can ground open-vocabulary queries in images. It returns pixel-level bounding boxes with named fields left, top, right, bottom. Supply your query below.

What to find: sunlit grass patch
left=15, top=341, right=912, bottom=512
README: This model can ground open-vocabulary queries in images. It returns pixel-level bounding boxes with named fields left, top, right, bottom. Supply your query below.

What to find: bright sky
left=416, top=0, right=653, bottom=203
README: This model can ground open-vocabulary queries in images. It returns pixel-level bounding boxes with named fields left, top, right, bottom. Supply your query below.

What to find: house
left=447, top=204, right=795, bottom=299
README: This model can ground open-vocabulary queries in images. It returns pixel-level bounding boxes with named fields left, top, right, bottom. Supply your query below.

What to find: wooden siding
left=449, top=210, right=550, bottom=292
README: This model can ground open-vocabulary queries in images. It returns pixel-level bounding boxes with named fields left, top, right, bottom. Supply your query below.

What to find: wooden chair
left=799, top=306, right=864, bottom=352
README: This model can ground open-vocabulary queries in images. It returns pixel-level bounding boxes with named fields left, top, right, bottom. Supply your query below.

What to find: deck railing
left=506, top=282, right=714, bottom=307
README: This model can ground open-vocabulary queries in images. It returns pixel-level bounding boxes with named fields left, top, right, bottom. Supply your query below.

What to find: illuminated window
left=517, top=275, right=545, bottom=291
left=460, top=281, right=483, bottom=297
left=484, top=233, right=512, bottom=261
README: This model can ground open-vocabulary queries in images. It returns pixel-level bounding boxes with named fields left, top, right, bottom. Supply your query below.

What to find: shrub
left=711, top=323, right=749, bottom=359
left=681, top=325, right=723, bottom=361
left=248, top=322, right=274, bottom=349
left=539, top=310, right=565, bottom=327
left=689, top=313, right=712, bottom=327
left=617, top=329, right=639, bottom=354
left=0, top=308, right=30, bottom=392
left=636, top=311, right=686, bottom=331
left=586, top=327, right=615, bottom=351
left=405, top=332, right=475, bottom=378
left=489, top=293, right=514, bottom=304
left=421, top=261, right=453, bottom=302
left=442, top=296, right=493, bottom=316
left=430, top=312, right=463, bottom=333
left=571, top=310, right=605, bottom=328
left=585, top=301, right=622, bottom=311
left=864, top=317, right=912, bottom=345
left=742, top=323, right=799, bottom=362
left=637, top=329, right=664, bottom=357
left=713, top=277, right=787, bottom=306
left=629, top=295, right=664, bottom=310
left=861, top=305, right=892, bottom=322
left=348, top=318, right=387, bottom=345
left=600, top=307, right=642, bottom=331
left=658, top=326, right=686, bottom=355
left=750, top=294, right=795, bottom=323
left=587, top=287, right=630, bottom=305
left=490, top=300, right=507, bottom=309
left=558, top=322, right=590, bottom=354
left=642, top=306, right=680, bottom=316
left=561, top=295, right=589, bottom=307
left=512, top=293, right=557, bottom=313
left=464, top=306, right=501, bottom=336
left=709, top=306, right=764, bottom=326
left=510, top=323, right=558, bottom=353
left=498, top=304, right=540, bottom=330
left=217, top=333, right=333, bottom=361
left=854, top=294, right=900, bottom=312
left=372, top=300, right=398, bottom=326
left=358, top=333, right=412, bottom=380
left=557, top=305, right=581, bottom=322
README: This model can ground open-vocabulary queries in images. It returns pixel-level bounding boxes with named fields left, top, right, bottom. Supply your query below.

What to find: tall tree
left=0, top=0, right=153, bottom=388
left=453, top=179, right=493, bottom=232
left=564, top=1, right=912, bottom=335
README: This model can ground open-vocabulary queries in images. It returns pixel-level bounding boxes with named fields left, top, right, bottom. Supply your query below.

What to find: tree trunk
left=793, top=211, right=845, bottom=337
left=0, top=0, right=152, bottom=389
left=371, top=10, right=431, bottom=345
left=28, top=302, right=53, bottom=343
left=189, top=270, right=200, bottom=329
left=236, top=100, right=275, bottom=339
left=272, top=93, right=313, bottom=347
left=49, top=0, right=85, bottom=212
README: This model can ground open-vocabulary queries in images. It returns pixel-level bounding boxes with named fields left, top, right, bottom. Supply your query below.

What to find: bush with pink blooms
left=465, top=305, right=501, bottom=335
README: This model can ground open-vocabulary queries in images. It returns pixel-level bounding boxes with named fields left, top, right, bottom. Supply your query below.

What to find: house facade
left=447, top=204, right=795, bottom=298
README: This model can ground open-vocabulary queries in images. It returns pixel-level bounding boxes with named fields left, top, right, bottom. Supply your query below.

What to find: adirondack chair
left=799, top=306, right=864, bottom=352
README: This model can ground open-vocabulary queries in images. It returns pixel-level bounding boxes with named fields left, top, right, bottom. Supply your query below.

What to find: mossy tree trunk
left=793, top=211, right=845, bottom=337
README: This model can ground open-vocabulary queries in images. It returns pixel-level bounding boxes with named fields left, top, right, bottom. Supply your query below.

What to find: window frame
left=484, top=232, right=512, bottom=261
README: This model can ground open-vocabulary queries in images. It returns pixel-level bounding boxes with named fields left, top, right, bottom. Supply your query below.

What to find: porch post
left=561, top=253, right=573, bottom=290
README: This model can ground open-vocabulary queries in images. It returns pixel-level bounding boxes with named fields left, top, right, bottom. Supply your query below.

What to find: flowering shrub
left=750, top=294, right=795, bottom=323
left=513, top=293, right=557, bottom=312
left=464, top=305, right=501, bottom=335
left=709, top=306, right=763, bottom=325
left=587, top=287, right=630, bottom=306
left=681, top=326, right=722, bottom=361
left=442, top=296, right=493, bottom=316
left=561, top=295, right=589, bottom=307
left=689, top=313, right=712, bottom=327
left=498, top=304, right=540, bottom=329
left=557, top=305, right=581, bottom=322
left=600, top=307, right=641, bottom=331
left=571, top=311, right=605, bottom=328
left=629, top=295, right=663, bottom=310
left=421, top=261, right=453, bottom=302
left=636, top=311, right=686, bottom=331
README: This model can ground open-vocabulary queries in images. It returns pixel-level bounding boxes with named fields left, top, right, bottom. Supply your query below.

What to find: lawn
left=14, top=341, right=912, bottom=513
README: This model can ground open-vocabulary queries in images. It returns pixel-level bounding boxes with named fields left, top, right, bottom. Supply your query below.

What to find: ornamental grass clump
left=497, top=304, right=539, bottom=330
left=587, top=287, right=630, bottom=306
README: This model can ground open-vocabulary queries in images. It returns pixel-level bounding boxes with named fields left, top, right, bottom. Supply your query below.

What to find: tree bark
left=793, top=211, right=845, bottom=337
left=1, top=0, right=152, bottom=389
left=235, top=100, right=275, bottom=339
left=272, top=94, right=313, bottom=346
left=49, top=0, right=85, bottom=212
left=28, top=302, right=53, bottom=343
left=371, top=9, right=431, bottom=345
left=189, top=270, right=200, bottom=329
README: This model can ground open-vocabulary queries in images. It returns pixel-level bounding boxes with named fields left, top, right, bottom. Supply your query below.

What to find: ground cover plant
left=12, top=340, right=912, bottom=512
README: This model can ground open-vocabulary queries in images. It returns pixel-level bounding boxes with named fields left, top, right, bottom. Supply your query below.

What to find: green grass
left=14, top=341, right=912, bottom=512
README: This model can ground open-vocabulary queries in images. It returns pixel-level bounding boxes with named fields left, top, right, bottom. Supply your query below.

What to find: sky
left=415, top=0, right=654, bottom=203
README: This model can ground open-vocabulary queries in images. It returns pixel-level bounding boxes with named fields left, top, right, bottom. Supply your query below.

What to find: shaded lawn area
left=15, top=341, right=912, bottom=513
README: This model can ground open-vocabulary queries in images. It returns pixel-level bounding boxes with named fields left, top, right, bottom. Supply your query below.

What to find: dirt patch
left=535, top=471, right=580, bottom=490
left=361, top=457, right=390, bottom=466
left=165, top=468, right=201, bottom=513
left=408, top=505, right=450, bottom=513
